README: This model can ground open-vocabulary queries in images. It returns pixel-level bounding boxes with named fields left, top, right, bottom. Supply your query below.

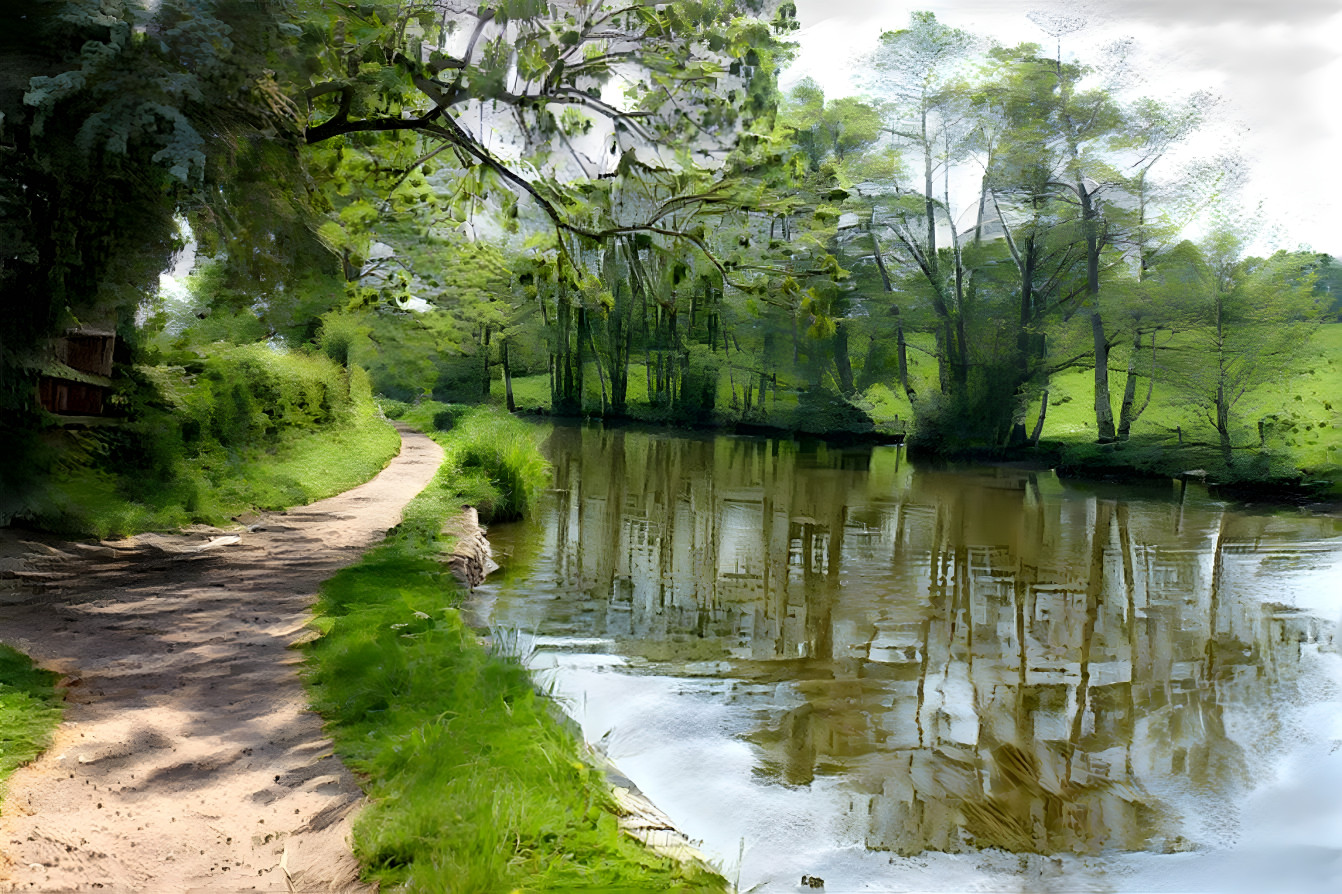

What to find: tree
left=1163, top=230, right=1321, bottom=464
left=292, top=0, right=796, bottom=254
left=1109, top=100, right=1222, bottom=440
left=1, top=0, right=315, bottom=510
left=859, top=12, right=980, bottom=407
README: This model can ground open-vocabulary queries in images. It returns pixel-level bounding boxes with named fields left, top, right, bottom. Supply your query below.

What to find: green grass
left=386, top=401, right=550, bottom=522
left=23, top=360, right=401, bottom=538
left=33, top=411, right=400, bottom=538
left=304, top=407, right=727, bottom=892
left=1030, top=323, right=1342, bottom=490
left=0, top=645, right=63, bottom=802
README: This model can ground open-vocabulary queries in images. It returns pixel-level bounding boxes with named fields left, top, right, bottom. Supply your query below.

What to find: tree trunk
left=669, top=306, right=682, bottom=407
left=833, top=321, right=854, bottom=396
left=501, top=337, right=515, bottom=412
left=1092, top=309, right=1116, bottom=441
left=609, top=287, right=629, bottom=415
left=1117, top=330, right=1156, bottom=440
left=870, top=231, right=915, bottom=401
left=934, top=327, right=950, bottom=395
left=1215, top=299, right=1232, bottom=465
left=587, top=313, right=608, bottom=415
left=1079, top=182, right=1115, bottom=442
left=574, top=305, right=587, bottom=413
left=895, top=316, right=913, bottom=401
left=1029, top=389, right=1049, bottom=446
left=480, top=325, right=491, bottom=399
left=952, top=314, right=969, bottom=394
left=554, top=278, right=577, bottom=414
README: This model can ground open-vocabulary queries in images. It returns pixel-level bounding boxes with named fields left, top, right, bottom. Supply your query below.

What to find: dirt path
left=0, top=425, right=443, bottom=892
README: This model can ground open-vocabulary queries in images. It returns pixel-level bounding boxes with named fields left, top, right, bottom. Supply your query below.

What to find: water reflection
left=481, top=424, right=1342, bottom=889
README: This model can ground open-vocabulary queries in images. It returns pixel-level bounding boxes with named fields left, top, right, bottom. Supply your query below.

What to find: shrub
left=377, top=398, right=410, bottom=420
left=20, top=347, right=397, bottom=537
left=317, top=313, right=369, bottom=368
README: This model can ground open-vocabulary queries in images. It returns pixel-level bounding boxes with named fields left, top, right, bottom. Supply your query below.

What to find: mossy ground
left=304, top=406, right=728, bottom=893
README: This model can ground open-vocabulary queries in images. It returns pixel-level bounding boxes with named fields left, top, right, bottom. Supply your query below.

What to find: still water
left=475, top=424, right=1342, bottom=893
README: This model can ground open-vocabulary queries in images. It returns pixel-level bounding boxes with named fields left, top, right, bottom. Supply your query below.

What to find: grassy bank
left=0, top=645, right=63, bottom=803
left=14, top=347, right=400, bottom=538
left=1030, top=323, right=1342, bottom=495
left=304, top=405, right=727, bottom=893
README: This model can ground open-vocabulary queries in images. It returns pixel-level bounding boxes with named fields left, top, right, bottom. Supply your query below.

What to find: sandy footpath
left=0, top=425, right=443, bottom=892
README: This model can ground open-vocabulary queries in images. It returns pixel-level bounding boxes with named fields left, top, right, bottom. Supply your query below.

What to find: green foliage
left=401, top=403, right=549, bottom=523
left=376, top=398, right=411, bottom=420
left=304, top=426, right=725, bottom=893
left=0, top=645, right=64, bottom=795
left=317, top=313, right=370, bottom=368
left=16, top=349, right=398, bottom=537
left=1, top=0, right=314, bottom=372
left=1, top=0, right=340, bottom=502
left=782, top=78, right=885, bottom=172
left=1032, top=323, right=1342, bottom=490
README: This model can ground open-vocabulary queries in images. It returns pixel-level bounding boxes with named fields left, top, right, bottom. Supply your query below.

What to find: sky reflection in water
left=478, top=424, right=1342, bottom=893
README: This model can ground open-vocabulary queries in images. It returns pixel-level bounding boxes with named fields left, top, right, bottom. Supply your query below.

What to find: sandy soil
left=0, top=425, right=443, bottom=892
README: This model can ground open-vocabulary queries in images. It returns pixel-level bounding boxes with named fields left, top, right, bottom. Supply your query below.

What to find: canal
left=475, top=423, right=1342, bottom=893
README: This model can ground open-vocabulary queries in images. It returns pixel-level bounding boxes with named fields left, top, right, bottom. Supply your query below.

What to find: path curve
left=0, top=425, right=443, bottom=892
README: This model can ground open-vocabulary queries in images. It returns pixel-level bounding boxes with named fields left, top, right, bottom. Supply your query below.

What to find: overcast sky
left=782, top=0, right=1342, bottom=254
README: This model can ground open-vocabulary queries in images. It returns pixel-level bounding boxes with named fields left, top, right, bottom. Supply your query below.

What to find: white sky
left=782, top=0, right=1342, bottom=255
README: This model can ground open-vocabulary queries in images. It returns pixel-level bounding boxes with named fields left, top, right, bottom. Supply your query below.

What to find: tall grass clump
left=394, top=402, right=549, bottom=522
left=447, top=407, right=550, bottom=521
left=304, top=432, right=726, bottom=893
left=0, top=645, right=63, bottom=798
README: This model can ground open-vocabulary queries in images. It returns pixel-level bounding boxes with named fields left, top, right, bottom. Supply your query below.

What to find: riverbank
left=467, top=322, right=1342, bottom=502
left=1034, top=437, right=1340, bottom=507
left=303, top=406, right=729, bottom=891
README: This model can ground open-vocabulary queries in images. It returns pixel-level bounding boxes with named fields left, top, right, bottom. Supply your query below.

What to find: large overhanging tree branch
left=298, top=2, right=793, bottom=181
left=415, top=112, right=819, bottom=300
left=293, top=1, right=799, bottom=280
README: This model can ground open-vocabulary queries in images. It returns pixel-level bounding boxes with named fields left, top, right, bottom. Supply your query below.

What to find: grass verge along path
left=20, top=354, right=401, bottom=539
left=305, top=407, right=728, bottom=892
left=0, top=646, right=62, bottom=799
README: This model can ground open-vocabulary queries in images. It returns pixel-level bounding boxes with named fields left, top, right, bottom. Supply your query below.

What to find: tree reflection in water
left=484, top=424, right=1340, bottom=863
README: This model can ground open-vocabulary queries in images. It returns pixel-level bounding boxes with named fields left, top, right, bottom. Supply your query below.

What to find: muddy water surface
left=476, top=424, right=1342, bottom=893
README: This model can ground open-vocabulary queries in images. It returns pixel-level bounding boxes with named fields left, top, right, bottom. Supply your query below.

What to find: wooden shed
left=36, top=328, right=116, bottom=417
